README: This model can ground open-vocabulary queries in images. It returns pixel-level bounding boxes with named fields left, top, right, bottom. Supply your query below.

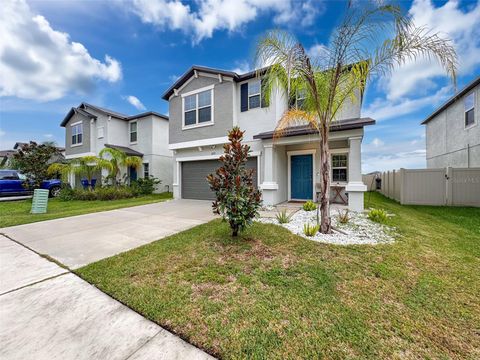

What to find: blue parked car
left=0, top=169, right=62, bottom=197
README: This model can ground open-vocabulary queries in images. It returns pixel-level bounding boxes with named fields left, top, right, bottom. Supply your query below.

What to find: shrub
left=368, top=208, right=389, bottom=223
left=130, top=176, right=161, bottom=196
left=207, top=127, right=262, bottom=237
left=337, top=209, right=350, bottom=224
left=276, top=209, right=292, bottom=224
left=60, top=186, right=135, bottom=201
left=302, top=200, right=317, bottom=211
left=303, top=222, right=319, bottom=237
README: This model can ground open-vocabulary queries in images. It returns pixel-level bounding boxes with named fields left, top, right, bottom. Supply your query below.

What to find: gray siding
left=64, top=113, right=91, bottom=156
left=426, top=84, right=480, bottom=168
left=181, top=158, right=257, bottom=200
left=169, top=76, right=234, bottom=144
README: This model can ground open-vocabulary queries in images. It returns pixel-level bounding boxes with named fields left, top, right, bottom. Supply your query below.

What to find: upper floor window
left=248, top=80, right=261, bottom=109
left=71, top=123, right=83, bottom=145
left=465, top=92, right=475, bottom=128
left=183, top=89, right=213, bottom=128
left=332, top=154, right=348, bottom=182
left=296, top=89, right=307, bottom=109
left=130, top=121, right=137, bottom=143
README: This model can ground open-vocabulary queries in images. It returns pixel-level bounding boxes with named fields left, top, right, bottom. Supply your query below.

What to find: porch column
left=172, top=159, right=181, bottom=199
left=346, top=136, right=367, bottom=212
left=260, top=144, right=278, bottom=205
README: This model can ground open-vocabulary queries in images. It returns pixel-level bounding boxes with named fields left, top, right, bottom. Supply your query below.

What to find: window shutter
left=240, top=83, right=248, bottom=112
left=288, top=92, right=296, bottom=109
left=261, top=78, right=269, bottom=108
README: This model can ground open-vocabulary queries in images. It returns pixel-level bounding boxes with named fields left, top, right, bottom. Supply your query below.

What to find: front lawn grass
left=0, top=192, right=172, bottom=228
left=77, top=192, right=480, bottom=359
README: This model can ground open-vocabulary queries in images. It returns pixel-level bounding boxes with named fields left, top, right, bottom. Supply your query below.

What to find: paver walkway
left=0, top=200, right=216, bottom=359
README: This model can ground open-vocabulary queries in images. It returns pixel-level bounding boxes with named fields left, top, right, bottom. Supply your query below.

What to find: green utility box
left=31, top=189, right=49, bottom=214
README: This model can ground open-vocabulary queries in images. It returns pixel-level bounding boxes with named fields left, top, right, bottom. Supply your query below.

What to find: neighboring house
left=61, top=103, right=172, bottom=191
left=422, top=75, right=480, bottom=168
left=0, top=142, right=65, bottom=167
left=163, top=66, right=375, bottom=211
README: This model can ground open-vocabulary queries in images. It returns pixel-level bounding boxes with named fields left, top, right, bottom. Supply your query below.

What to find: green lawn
left=77, top=193, right=480, bottom=359
left=0, top=192, right=172, bottom=228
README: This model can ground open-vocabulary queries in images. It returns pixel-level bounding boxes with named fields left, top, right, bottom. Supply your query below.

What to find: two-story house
left=61, top=102, right=172, bottom=191
left=163, top=66, right=375, bottom=211
left=422, top=75, right=479, bottom=168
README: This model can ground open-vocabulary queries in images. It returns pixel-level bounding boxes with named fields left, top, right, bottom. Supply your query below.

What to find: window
left=332, top=154, right=348, bottom=182
left=97, top=126, right=104, bottom=139
left=248, top=80, right=261, bottom=109
left=71, top=123, right=83, bottom=145
left=130, top=121, right=137, bottom=143
left=0, top=170, right=19, bottom=180
left=465, top=92, right=475, bottom=127
left=296, top=89, right=307, bottom=109
left=143, top=163, right=149, bottom=178
left=183, top=89, right=213, bottom=128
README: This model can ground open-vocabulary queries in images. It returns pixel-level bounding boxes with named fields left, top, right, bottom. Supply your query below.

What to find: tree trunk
left=318, top=124, right=331, bottom=234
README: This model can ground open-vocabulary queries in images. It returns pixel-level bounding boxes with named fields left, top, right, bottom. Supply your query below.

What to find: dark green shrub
left=207, top=127, right=262, bottom=237
left=58, top=186, right=75, bottom=201
left=368, top=208, right=389, bottom=223
left=302, top=200, right=317, bottom=211
left=130, top=176, right=161, bottom=195
left=61, top=186, right=135, bottom=201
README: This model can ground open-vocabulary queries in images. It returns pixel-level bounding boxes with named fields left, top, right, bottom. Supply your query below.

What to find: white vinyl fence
left=376, top=167, right=480, bottom=207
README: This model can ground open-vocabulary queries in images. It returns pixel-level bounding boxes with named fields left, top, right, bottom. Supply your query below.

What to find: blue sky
left=0, top=0, right=479, bottom=172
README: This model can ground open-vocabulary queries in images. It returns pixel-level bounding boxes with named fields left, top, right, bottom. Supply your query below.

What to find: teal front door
left=291, top=154, right=313, bottom=200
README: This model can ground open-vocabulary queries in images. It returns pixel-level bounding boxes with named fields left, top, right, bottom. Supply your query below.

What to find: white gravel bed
left=257, top=209, right=395, bottom=245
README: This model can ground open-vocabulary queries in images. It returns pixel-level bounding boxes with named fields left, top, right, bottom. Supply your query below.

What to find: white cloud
left=0, top=0, right=122, bottom=101
left=364, top=85, right=451, bottom=121
left=130, top=0, right=325, bottom=44
left=307, top=43, right=329, bottom=58
left=0, top=129, right=5, bottom=137
left=362, top=135, right=427, bottom=173
left=230, top=60, right=251, bottom=74
left=43, top=133, right=54, bottom=139
left=124, top=95, right=146, bottom=111
left=384, top=0, right=480, bottom=100
left=371, top=137, right=384, bottom=147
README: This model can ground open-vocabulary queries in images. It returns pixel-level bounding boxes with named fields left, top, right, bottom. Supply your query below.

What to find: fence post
left=392, top=169, right=396, bottom=201
left=446, top=167, right=453, bottom=206
left=399, top=168, right=405, bottom=204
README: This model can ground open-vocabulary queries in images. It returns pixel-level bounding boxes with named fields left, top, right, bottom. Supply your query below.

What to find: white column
left=260, top=144, right=278, bottom=205
left=172, top=158, right=181, bottom=199
left=346, top=136, right=367, bottom=212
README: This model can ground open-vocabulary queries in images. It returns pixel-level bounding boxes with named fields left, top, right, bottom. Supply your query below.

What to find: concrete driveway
left=0, top=200, right=216, bottom=360
left=0, top=235, right=213, bottom=360
left=1, top=199, right=215, bottom=269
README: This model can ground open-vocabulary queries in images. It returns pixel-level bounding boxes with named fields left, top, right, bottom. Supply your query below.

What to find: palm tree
left=255, top=3, right=457, bottom=233
left=99, top=147, right=142, bottom=186
left=48, top=156, right=112, bottom=190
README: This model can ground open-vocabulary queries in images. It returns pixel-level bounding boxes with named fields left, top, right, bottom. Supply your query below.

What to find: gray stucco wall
left=169, top=76, right=234, bottom=144
left=426, top=84, right=480, bottom=168
left=64, top=113, right=91, bottom=156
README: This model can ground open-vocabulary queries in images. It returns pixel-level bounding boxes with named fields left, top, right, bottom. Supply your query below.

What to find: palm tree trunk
left=319, top=124, right=331, bottom=234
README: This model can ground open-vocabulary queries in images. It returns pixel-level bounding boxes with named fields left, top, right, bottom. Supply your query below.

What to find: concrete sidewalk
left=1, top=199, right=215, bottom=269
left=0, top=235, right=214, bottom=360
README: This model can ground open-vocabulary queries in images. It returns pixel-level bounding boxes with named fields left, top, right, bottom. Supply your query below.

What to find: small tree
left=207, top=127, right=262, bottom=236
left=12, top=141, right=61, bottom=188
left=99, top=147, right=142, bottom=186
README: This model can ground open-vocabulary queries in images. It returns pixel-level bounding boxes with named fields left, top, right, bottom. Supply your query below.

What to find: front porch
left=254, top=126, right=368, bottom=212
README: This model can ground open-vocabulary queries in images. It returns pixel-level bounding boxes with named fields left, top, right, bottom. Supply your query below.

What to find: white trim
left=182, top=121, right=214, bottom=131
left=181, top=84, right=215, bottom=98
left=287, top=149, right=316, bottom=201
left=331, top=152, right=349, bottom=184
left=260, top=182, right=278, bottom=190
left=247, top=79, right=261, bottom=110
left=176, top=151, right=261, bottom=162
left=70, top=121, right=82, bottom=126
left=65, top=152, right=95, bottom=159
left=71, top=143, right=83, bottom=148
left=169, top=136, right=228, bottom=150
